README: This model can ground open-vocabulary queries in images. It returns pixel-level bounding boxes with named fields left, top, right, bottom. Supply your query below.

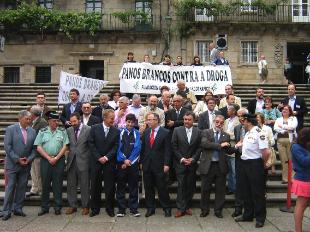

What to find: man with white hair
left=26, top=106, right=48, bottom=198
left=92, top=94, right=114, bottom=121
left=138, top=95, right=165, bottom=132
left=129, top=94, right=144, bottom=120
left=176, top=80, right=197, bottom=110
left=114, top=96, right=132, bottom=128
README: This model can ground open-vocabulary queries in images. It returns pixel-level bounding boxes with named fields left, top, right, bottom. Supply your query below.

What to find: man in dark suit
left=198, top=98, right=221, bottom=130
left=66, top=112, right=91, bottom=216
left=141, top=112, right=172, bottom=217
left=81, top=102, right=100, bottom=127
left=165, top=95, right=188, bottom=133
left=92, top=94, right=114, bottom=121
left=247, top=88, right=265, bottom=114
left=199, top=115, right=232, bottom=218
left=60, top=88, right=82, bottom=128
left=278, top=84, right=308, bottom=131
left=2, top=110, right=37, bottom=221
left=219, top=94, right=239, bottom=119
left=88, top=109, right=119, bottom=217
left=171, top=111, right=201, bottom=217
left=26, top=105, right=48, bottom=197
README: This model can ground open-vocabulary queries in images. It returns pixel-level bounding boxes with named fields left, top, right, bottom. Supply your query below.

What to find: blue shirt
left=292, top=144, right=310, bottom=181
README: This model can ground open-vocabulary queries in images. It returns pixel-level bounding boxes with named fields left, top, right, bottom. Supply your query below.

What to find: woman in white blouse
left=256, top=113, right=276, bottom=174
left=274, top=105, right=298, bottom=184
left=108, top=90, right=121, bottom=110
left=194, top=90, right=218, bottom=117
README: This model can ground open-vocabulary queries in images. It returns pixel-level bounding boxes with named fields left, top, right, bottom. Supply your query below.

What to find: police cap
left=243, top=113, right=257, bottom=124
left=45, top=111, right=59, bottom=120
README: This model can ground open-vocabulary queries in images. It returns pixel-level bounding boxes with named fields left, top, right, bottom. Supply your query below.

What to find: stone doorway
left=79, top=60, right=104, bottom=80
left=287, top=42, right=310, bottom=84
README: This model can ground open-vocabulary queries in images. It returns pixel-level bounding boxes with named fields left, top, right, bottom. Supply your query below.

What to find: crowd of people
left=1, top=81, right=309, bottom=231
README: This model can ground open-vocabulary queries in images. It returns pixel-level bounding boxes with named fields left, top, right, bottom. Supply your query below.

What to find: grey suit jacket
left=171, top=126, right=201, bottom=170
left=66, top=125, right=91, bottom=172
left=197, top=110, right=221, bottom=130
left=198, top=129, right=231, bottom=175
left=4, top=123, right=37, bottom=170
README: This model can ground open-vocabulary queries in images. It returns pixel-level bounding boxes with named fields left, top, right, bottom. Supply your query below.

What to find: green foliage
left=112, top=10, right=149, bottom=24
left=0, top=2, right=102, bottom=38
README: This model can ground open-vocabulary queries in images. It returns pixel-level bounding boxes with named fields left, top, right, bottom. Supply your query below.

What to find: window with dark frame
left=4, top=67, right=20, bottom=83
left=38, top=0, right=53, bottom=10
left=241, top=41, right=258, bottom=63
left=85, top=0, right=102, bottom=13
left=35, top=66, right=51, bottom=83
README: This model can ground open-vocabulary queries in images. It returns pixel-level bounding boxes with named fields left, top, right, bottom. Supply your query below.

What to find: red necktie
left=150, top=129, right=155, bottom=147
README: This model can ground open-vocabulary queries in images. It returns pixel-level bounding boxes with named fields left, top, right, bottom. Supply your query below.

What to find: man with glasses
left=81, top=102, right=100, bottom=127
left=199, top=115, right=232, bottom=218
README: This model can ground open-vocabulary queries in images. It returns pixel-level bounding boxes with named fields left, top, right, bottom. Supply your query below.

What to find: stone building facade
left=0, top=0, right=310, bottom=84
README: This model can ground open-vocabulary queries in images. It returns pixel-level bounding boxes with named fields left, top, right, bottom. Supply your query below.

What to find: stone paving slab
left=0, top=207, right=310, bottom=232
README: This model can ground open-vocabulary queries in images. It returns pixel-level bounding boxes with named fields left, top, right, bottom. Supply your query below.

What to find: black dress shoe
left=54, top=210, right=61, bottom=215
left=14, top=211, right=26, bottom=217
left=145, top=210, right=155, bottom=217
left=231, top=211, right=242, bottom=218
left=164, top=209, right=171, bottom=217
left=38, top=210, right=49, bottom=216
left=255, top=221, right=264, bottom=228
left=2, top=214, right=11, bottom=221
left=214, top=211, right=223, bottom=218
left=89, top=211, right=99, bottom=217
left=235, top=216, right=254, bottom=222
left=106, top=210, right=115, bottom=217
left=200, top=211, right=209, bottom=217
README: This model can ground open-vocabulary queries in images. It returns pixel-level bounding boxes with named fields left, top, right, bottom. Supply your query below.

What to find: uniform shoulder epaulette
left=256, top=128, right=261, bottom=132
left=40, top=127, right=48, bottom=132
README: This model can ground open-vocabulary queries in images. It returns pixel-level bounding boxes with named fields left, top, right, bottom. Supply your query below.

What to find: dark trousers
left=239, top=158, right=266, bottom=223
left=116, top=163, right=139, bottom=212
left=143, top=169, right=171, bottom=210
left=235, top=157, right=243, bottom=213
left=90, top=161, right=115, bottom=213
left=176, top=165, right=197, bottom=212
left=200, top=162, right=226, bottom=213
left=40, top=157, right=65, bottom=211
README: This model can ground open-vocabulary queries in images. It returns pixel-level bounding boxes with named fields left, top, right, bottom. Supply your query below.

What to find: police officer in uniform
left=34, top=111, right=69, bottom=216
left=234, top=114, right=269, bottom=228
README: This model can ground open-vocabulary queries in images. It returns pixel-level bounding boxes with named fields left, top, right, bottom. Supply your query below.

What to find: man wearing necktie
left=66, top=112, right=91, bottom=216
left=88, top=109, right=119, bottom=217
left=141, top=112, right=172, bottom=217
left=199, top=115, right=232, bottom=218
left=2, top=110, right=37, bottom=221
left=171, top=112, right=201, bottom=218
left=278, top=84, right=308, bottom=131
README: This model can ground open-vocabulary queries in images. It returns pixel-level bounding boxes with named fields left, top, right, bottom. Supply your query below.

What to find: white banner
left=119, top=63, right=232, bottom=95
left=58, top=71, right=108, bottom=104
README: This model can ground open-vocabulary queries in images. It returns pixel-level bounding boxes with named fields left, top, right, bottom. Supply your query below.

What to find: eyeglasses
left=215, top=120, right=224, bottom=125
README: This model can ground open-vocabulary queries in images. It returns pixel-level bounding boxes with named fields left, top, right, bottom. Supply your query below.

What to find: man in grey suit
left=26, top=105, right=48, bottom=197
left=171, top=111, right=201, bottom=218
left=1, top=110, right=37, bottom=221
left=66, top=112, right=91, bottom=216
left=199, top=115, right=232, bottom=218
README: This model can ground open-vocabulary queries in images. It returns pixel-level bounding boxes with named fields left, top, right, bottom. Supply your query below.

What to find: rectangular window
left=4, top=67, right=20, bottom=83
left=240, top=0, right=258, bottom=12
left=85, top=0, right=102, bottom=13
left=35, top=66, right=51, bottom=83
left=196, top=40, right=212, bottom=63
left=241, top=41, right=258, bottom=63
left=195, top=8, right=214, bottom=22
left=38, top=0, right=53, bottom=10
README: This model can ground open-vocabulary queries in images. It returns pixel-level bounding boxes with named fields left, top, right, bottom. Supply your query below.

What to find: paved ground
left=0, top=207, right=309, bottom=232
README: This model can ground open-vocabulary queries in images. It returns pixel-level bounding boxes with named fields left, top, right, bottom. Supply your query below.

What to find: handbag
left=265, top=147, right=276, bottom=168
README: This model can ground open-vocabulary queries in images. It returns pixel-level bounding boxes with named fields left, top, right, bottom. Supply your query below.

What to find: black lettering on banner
left=200, top=71, right=205, bottom=82
left=141, top=69, right=147, bottom=80
left=121, top=67, right=127, bottom=79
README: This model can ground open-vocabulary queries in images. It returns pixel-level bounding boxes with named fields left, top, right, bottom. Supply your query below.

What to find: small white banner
left=58, top=71, right=108, bottom=104
left=119, top=63, right=232, bottom=95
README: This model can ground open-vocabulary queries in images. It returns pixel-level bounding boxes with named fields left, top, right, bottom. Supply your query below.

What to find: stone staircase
left=0, top=83, right=309, bottom=207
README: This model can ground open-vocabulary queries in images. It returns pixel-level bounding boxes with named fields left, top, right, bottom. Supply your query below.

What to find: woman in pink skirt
left=291, top=128, right=310, bottom=232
